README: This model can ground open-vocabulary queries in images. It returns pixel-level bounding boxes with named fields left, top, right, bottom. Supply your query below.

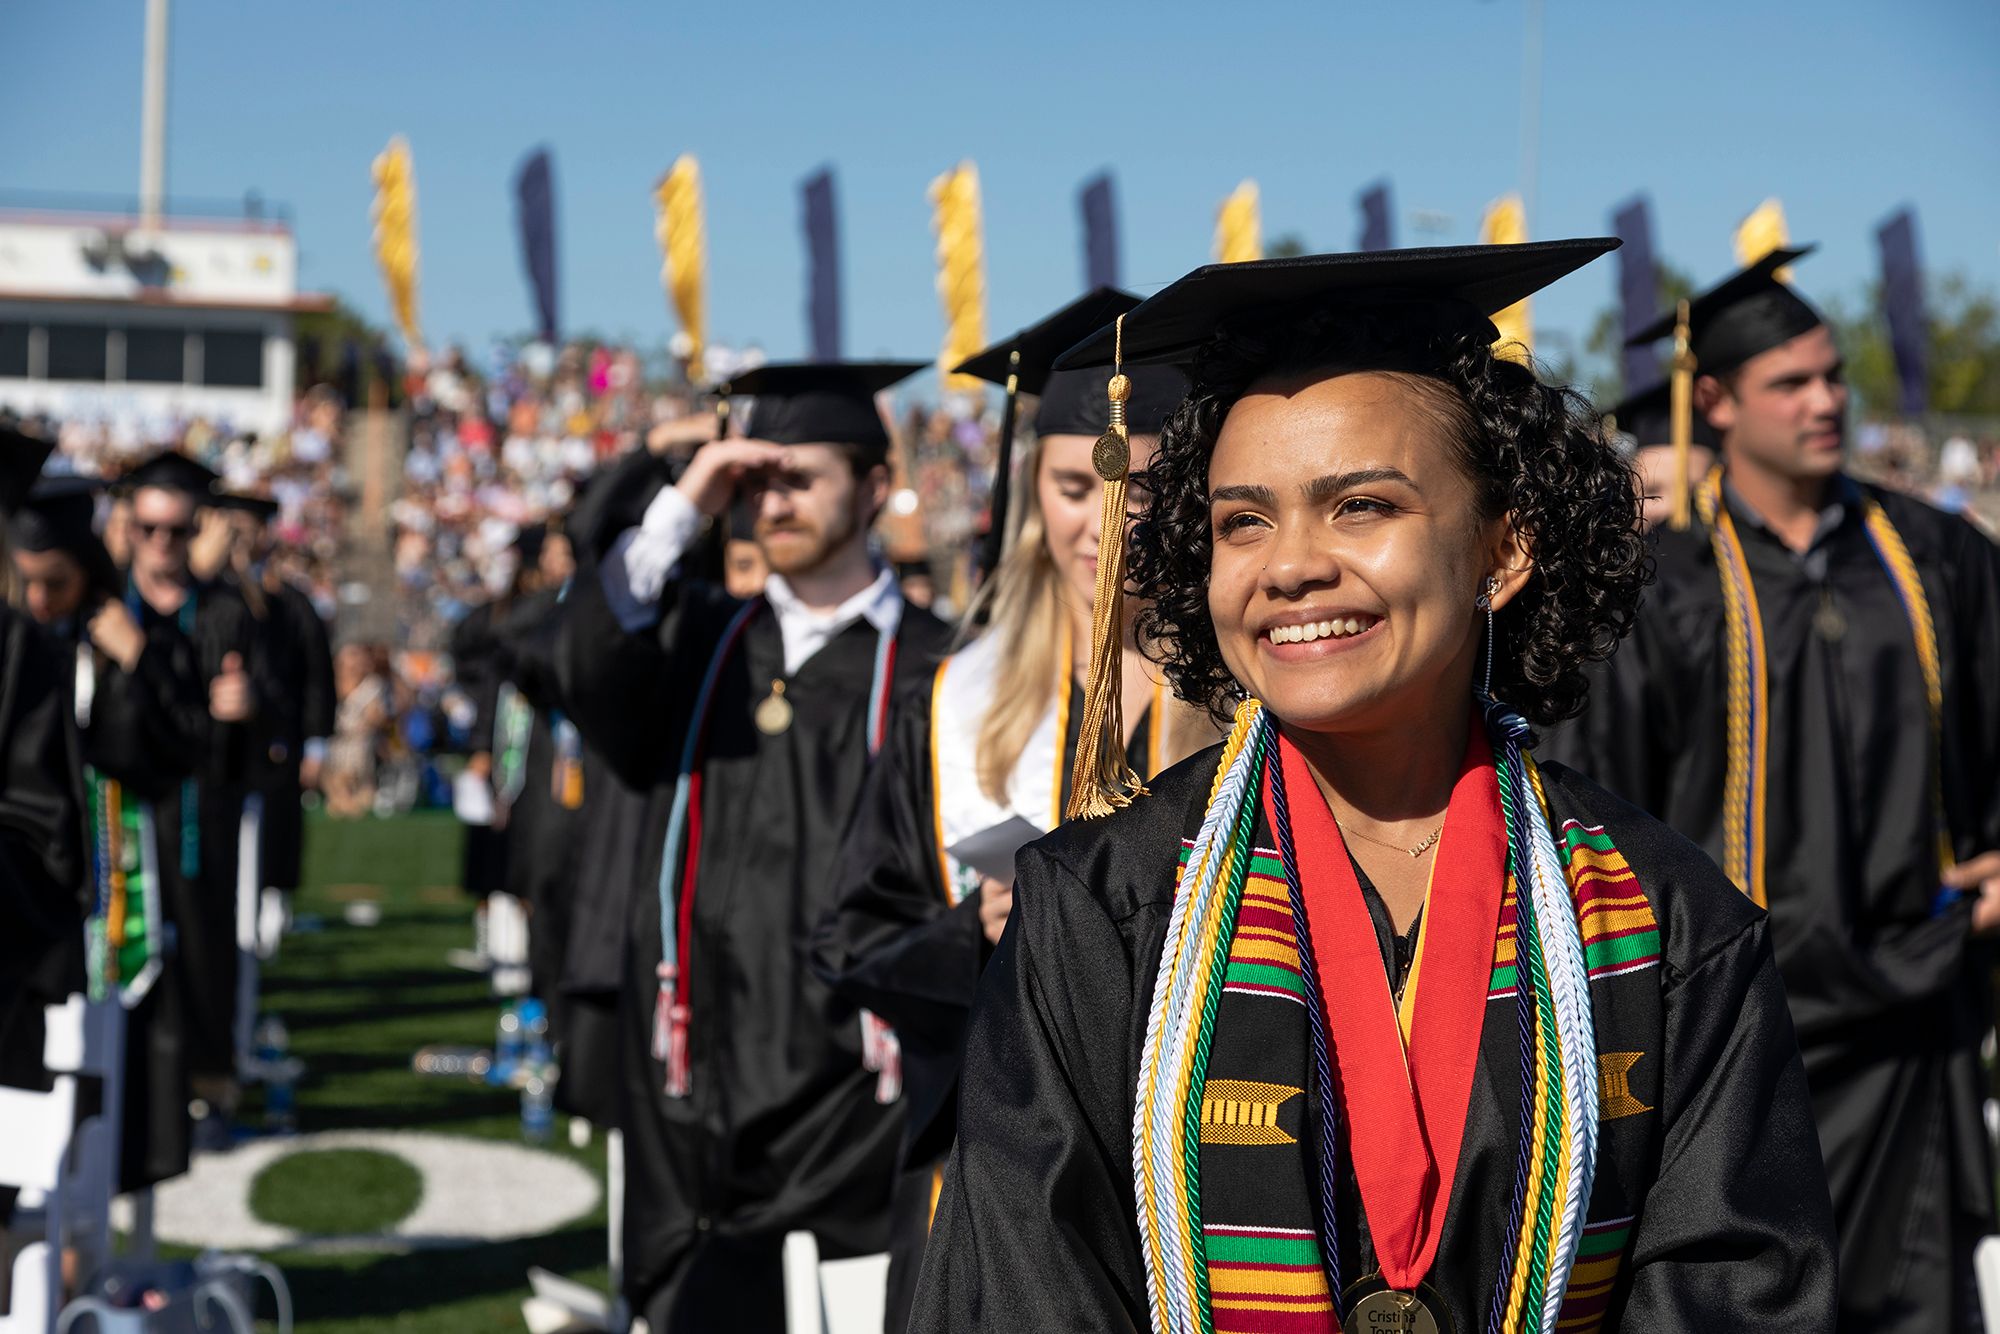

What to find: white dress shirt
left=601, top=483, right=903, bottom=674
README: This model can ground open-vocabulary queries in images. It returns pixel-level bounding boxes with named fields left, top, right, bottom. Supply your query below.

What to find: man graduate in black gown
left=555, top=363, right=950, bottom=1332
left=1552, top=246, right=2000, bottom=1332
left=116, top=452, right=273, bottom=1143
left=205, top=492, right=335, bottom=958
left=10, top=467, right=210, bottom=1188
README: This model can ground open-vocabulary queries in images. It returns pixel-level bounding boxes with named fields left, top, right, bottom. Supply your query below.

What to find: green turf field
left=229, top=810, right=611, bottom=1332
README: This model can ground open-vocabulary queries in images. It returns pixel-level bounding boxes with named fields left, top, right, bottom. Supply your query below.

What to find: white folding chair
left=1974, top=1234, right=2000, bottom=1333
left=781, top=1231, right=889, bottom=1334
left=233, top=795, right=263, bottom=1080
left=0, top=997, right=87, bottom=1334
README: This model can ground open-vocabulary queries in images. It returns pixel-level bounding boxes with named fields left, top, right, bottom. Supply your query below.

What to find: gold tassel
left=1668, top=297, right=1695, bottom=531
left=1066, top=317, right=1146, bottom=820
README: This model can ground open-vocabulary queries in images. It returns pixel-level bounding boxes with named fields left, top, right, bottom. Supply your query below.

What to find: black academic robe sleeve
left=910, top=837, right=1154, bottom=1333
left=1619, top=911, right=1839, bottom=1328
left=289, top=584, right=337, bottom=744
left=452, top=602, right=508, bottom=758
left=812, top=688, right=987, bottom=1165
left=812, top=691, right=987, bottom=1042
left=1940, top=509, right=2000, bottom=858
left=86, top=634, right=207, bottom=796
left=495, top=588, right=568, bottom=713
left=191, top=581, right=270, bottom=790
left=553, top=536, right=743, bottom=793
left=0, top=610, right=86, bottom=1084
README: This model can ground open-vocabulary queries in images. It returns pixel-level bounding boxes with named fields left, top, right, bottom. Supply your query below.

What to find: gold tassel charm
left=1668, top=297, right=1695, bottom=531
left=1067, top=316, right=1147, bottom=820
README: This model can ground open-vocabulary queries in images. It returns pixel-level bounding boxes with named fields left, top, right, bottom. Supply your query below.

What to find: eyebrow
left=1209, top=468, right=1417, bottom=508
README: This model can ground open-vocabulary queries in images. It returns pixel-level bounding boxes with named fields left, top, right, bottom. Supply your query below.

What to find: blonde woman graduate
left=812, top=289, right=1210, bottom=1332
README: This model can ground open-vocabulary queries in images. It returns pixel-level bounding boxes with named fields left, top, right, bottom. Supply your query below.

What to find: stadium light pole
left=140, top=0, right=169, bottom=229
left=1519, top=0, right=1543, bottom=235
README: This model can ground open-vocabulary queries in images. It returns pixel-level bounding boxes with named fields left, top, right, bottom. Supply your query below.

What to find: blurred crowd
left=12, top=341, right=1996, bottom=823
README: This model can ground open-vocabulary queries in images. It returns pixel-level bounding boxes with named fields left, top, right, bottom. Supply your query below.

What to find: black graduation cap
left=1626, top=246, right=1822, bottom=377
left=1, top=424, right=57, bottom=517
left=119, top=450, right=223, bottom=500
left=956, top=287, right=1142, bottom=396
left=1055, top=239, right=1623, bottom=370
left=209, top=491, right=281, bottom=521
left=9, top=474, right=103, bottom=553
left=1033, top=363, right=1189, bottom=440
left=955, top=289, right=1189, bottom=574
left=512, top=521, right=548, bottom=569
left=1606, top=379, right=1716, bottom=451
left=723, top=361, right=927, bottom=452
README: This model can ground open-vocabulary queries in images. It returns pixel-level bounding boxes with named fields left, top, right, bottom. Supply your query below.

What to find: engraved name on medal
left=1343, top=1289, right=1442, bottom=1334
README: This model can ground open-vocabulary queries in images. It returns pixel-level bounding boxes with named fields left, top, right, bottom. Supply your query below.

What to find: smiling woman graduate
left=909, top=243, right=1838, bottom=1334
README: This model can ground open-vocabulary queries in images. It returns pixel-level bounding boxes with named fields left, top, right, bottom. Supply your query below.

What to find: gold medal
left=1341, top=1276, right=1450, bottom=1334
left=1813, top=590, right=1846, bottom=642
left=753, top=679, right=794, bottom=736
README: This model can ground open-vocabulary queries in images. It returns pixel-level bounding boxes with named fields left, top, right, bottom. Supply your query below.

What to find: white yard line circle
left=117, top=1129, right=601, bottom=1255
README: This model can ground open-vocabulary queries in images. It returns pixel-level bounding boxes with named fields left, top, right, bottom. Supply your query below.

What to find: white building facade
left=0, top=206, right=328, bottom=439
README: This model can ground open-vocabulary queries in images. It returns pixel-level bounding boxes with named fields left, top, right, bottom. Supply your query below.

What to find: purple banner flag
left=513, top=149, right=559, bottom=344
left=801, top=168, right=842, bottom=362
left=1079, top=173, right=1120, bottom=291
left=1357, top=181, right=1393, bottom=252
left=1876, top=208, right=1928, bottom=417
left=1612, top=194, right=1658, bottom=391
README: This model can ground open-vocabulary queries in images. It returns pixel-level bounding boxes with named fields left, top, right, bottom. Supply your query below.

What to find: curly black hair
left=1127, top=296, right=1649, bottom=727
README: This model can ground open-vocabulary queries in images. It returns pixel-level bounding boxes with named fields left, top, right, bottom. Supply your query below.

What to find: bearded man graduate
left=1553, top=247, right=2000, bottom=1332
left=556, top=362, right=949, bottom=1333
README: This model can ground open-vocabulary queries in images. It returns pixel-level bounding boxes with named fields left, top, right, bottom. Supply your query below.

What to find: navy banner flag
left=513, top=149, right=559, bottom=345
left=1079, top=172, right=1120, bottom=291
left=801, top=168, right=842, bottom=362
left=1612, top=194, right=1659, bottom=392
left=1357, top=181, right=1393, bottom=252
left=1877, top=208, right=1928, bottom=417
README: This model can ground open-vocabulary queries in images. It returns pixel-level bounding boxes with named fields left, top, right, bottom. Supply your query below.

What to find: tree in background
left=294, top=297, right=403, bottom=409
left=1828, top=272, right=2000, bottom=418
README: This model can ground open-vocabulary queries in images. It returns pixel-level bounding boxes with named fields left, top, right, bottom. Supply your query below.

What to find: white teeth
left=1270, top=616, right=1373, bottom=644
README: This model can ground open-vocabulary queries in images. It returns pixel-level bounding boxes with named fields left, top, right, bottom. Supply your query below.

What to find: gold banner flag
left=1481, top=193, right=1531, bottom=363
left=928, top=161, right=987, bottom=393
left=1735, top=198, right=1792, bottom=281
left=655, top=155, right=709, bottom=381
left=1214, top=181, right=1262, bottom=264
left=369, top=136, right=423, bottom=351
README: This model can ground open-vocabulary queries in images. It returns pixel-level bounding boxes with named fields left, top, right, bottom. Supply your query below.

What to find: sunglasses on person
left=135, top=520, right=195, bottom=542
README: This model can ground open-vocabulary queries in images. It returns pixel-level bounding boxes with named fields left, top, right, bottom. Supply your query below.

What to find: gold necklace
left=1336, top=818, right=1443, bottom=859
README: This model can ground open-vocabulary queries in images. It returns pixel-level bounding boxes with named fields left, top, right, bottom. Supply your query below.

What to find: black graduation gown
left=245, top=577, right=334, bottom=892
left=0, top=609, right=85, bottom=1091
left=0, top=608, right=82, bottom=1223
left=555, top=550, right=950, bottom=1330
left=452, top=599, right=512, bottom=900
left=554, top=740, right=646, bottom=1126
left=911, top=750, right=1838, bottom=1333
left=132, top=578, right=272, bottom=1082
left=66, top=618, right=210, bottom=1188
left=812, top=677, right=1178, bottom=1334
left=1547, top=481, right=2000, bottom=1331
left=492, top=588, right=585, bottom=1003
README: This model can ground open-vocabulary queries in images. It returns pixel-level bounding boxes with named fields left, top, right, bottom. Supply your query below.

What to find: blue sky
left=6, top=0, right=1996, bottom=384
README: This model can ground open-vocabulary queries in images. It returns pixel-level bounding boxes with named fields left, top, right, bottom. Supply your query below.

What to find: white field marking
left=110, top=1129, right=601, bottom=1255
